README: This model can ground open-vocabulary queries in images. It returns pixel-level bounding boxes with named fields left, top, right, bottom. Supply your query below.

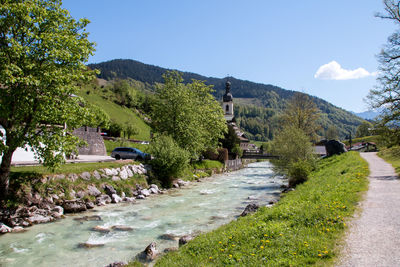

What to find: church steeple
left=222, top=80, right=234, bottom=121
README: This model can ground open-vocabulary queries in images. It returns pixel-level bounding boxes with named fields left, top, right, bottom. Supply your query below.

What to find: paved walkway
left=337, top=152, right=400, bottom=267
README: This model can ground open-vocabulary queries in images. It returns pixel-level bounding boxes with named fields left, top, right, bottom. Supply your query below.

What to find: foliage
left=123, top=124, right=139, bottom=139
left=191, top=160, right=224, bottom=170
left=378, top=145, right=400, bottom=175
left=271, top=126, right=317, bottom=186
left=367, top=0, right=400, bottom=142
left=325, top=125, right=339, bottom=140
left=149, top=135, right=190, bottom=187
left=355, top=121, right=373, bottom=138
left=280, top=92, right=320, bottom=141
left=152, top=71, right=227, bottom=158
left=154, top=152, right=369, bottom=266
left=220, top=124, right=240, bottom=155
left=0, top=0, right=97, bottom=197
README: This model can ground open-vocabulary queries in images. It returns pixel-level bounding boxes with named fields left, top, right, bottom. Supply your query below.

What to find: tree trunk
left=0, top=148, right=14, bottom=200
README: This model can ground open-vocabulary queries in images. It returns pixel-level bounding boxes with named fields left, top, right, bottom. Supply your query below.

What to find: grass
left=10, top=160, right=137, bottom=175
left=342, top=135, right=380, bottom=146
left=191, top=160, right=224, bottom=170
left=152, top=152, right=369, bottom=266
left=378, top=145, right=400, bottom=175
left=78, top=87, right=151, bottom=141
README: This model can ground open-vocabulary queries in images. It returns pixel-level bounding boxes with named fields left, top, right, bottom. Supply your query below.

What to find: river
left=0, top=161, right=285, bottom=266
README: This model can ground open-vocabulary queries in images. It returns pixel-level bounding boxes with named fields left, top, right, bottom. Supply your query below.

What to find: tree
left=123, top=124, right=138, bottom=139
left=271, top=125, right=316, bottom=187
left=149, top=135, right=190, bottom=187
left=0, top=0, right=96, bottom=198
left=325, top=125, right=339, bottom=140
left=356, top=121, right=373, bottom=138
left=280, top=92, right=320, bottom=141
left=152, top=71, right=227, bottom=158
left=368, top=0, right=400, bottom=142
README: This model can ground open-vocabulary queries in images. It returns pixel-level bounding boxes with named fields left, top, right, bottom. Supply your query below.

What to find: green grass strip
left=154, top=152, right=369, bottom=267
left=11, top=160, right=137, bottom=175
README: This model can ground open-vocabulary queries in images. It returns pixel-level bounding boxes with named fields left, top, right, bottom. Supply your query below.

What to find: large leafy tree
left=0, top=0, right=97, bottom=198
left=368, top=0, right=400, bottom=142
left=280, top=92, right=320, bottom=141
left=152, top=71, right=227, bottom=158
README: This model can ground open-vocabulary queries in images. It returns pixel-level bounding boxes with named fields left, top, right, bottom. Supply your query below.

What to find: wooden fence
left=225, top=159, right=242, bottom=171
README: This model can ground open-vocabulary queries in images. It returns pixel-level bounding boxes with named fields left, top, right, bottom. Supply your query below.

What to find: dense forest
left=88, top=59, right=365, bottom=140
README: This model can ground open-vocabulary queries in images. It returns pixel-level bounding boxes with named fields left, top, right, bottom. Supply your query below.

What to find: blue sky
left=63, top=0, right=397, bottom=112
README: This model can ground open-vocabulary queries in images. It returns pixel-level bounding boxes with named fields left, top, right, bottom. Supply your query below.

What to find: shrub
left=149, top=135, right=190, bottom=187
left=271, top=125, right=316, bottom=186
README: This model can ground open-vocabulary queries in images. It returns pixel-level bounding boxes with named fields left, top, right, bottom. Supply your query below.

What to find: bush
left=271, top=125, right=316, bottom=187
left=288, top=160, right=312, bottom=187
left=149, top=135, right=190, bottom=187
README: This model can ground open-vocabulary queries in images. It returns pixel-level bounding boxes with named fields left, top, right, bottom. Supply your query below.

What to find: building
left=221, top=81, right=250, bottom=148
left=222, top=81, right=234, bottom=122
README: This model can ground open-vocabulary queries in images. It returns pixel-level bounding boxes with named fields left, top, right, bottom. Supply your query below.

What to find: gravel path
left=337, top=152, right=400, bottom=267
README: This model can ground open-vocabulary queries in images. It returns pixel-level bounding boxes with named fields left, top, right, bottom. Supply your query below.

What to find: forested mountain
left=89, top=59, right=365, bottom=140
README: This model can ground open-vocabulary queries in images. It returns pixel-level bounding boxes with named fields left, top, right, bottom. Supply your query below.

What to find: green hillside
left=88, top=59, right=365, bottom=140
left=78, top=84, right=151, bottom=141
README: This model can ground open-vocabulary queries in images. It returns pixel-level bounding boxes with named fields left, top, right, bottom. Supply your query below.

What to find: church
left=222, top=81, right=250, bottom=150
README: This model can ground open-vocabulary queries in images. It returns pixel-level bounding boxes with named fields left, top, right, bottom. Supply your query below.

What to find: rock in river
left=179, top=235, right=194, bottom=246
left=78, top=242, right=105, bottom=249
left=92, top=225, right=111, bottom=233
left=112, top=225, right=134, bottom=231
left=63, top=200, right=87, bottom=213
left=240, top=203, right=260, bottom=217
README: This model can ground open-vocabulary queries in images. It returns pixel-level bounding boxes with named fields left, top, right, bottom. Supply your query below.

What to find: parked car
left=111, top=147, right=150, bottom=161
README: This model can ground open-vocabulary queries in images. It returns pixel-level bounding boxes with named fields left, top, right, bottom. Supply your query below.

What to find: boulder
left=27, top=214, right=53, bottom=224
left=80, top=172, right=91, bottom=180
left=119, top=168, right=128, bottom=180
left=76, top=191, right=86, bottom=199
left=159, top=233, right=179, bottom=241
left=112, top=225, right=134, bottom=231
left=92, top=170, right=101, bottom=180
left=63, top=200, right=87, bottom=213
left=86, top=201, right=95, bottom=209
left=163, top=247, right=178, bottom=253
left=12, top=226, right=27, bottom=233
left=322, top=139, right=347, bottom=157
left=126, top=169, right=134, bottom=178
left=173, top=183, right=179, bottom=188
left=240, top=203, right=260, bottom=217
left=136, top=242, right=158, bottom=262
left=104, top=168, right=114, bottom=176
left=87, top=185, right=102, bottom=197
left=140, top=189, right=151, bottom=197
left=136, top=195, right=146, bottom=200
left=149, top=188, right=158, bottom=194
left=112, top=176, right=121, bottom=181
left=0, top=223, right=12, bottom=234
left=104, top=185, right=117, bottom=197
left=92, top=225, right=111, bottom=233
left=96, top=194, right=112, bottom=205
left=74, top=215, right=102, bottom=222
left=176, top=179, right=189, bottom=187
left=111, top=194, right=122, bottom=204
left=67, top=173, right=79, bottom=182
left=52, top=205, right=64, bottom=214
left=150, top=184, right=159, bottom=190
left=123, top=197, right=136, bottom=203
left=179, top=235, right=194, bottom=246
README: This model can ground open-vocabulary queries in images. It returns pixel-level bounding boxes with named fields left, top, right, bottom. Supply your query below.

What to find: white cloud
left=314, top=61, right=377, bottom=80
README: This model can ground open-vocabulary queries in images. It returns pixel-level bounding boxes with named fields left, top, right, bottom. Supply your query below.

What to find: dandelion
left=209, top=257, right=212, bottom=260
left=266, top=240, right=270, bottom=243
left=231, top=245, right=236, bottom=247
left=251, top=253, right=255, bottom=256
left=229, top=236, right=232, bottom=239
left=260, top=246, right=264, bottom=249
left=218, top=241, right=222, bottom=244
left=293, top=252, right=297, bottom=255
left=264, top=234, right=268, bottom=237
left=220, top=249, right=224, bottom=252
left=318, top=254, right=322, bottom=257
left=229, top=254, right=232, bottom=258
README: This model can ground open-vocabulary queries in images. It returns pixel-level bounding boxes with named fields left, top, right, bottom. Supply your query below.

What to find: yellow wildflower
left=260, top=246, right=264, bottom=249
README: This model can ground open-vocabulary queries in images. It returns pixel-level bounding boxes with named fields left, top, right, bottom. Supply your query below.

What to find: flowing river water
left=0, top=161, right=285, bottom=267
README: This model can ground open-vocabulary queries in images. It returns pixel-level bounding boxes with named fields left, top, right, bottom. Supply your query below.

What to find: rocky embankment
left=0, top=163, right=192, bottom=234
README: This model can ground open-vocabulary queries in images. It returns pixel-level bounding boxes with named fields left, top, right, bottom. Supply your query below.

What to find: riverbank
left=0, top=161, right=281, bottom=266
left=152, top=152, right=369, bottom=266
left=0, top=159, right=228, bottom=234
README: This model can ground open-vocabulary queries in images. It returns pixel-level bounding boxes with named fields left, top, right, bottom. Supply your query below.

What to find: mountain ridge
left=88, top=59, right=365, bottom=139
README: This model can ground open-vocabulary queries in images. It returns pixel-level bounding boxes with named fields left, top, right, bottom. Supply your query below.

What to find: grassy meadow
left=150, top=152, right=369, bottom=266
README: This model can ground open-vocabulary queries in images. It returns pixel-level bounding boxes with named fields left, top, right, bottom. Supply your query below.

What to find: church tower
left=222, top=81, right=234, bottom=121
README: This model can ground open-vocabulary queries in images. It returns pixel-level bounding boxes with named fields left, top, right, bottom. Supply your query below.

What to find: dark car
left=111, top=147, right=150, bottom=161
